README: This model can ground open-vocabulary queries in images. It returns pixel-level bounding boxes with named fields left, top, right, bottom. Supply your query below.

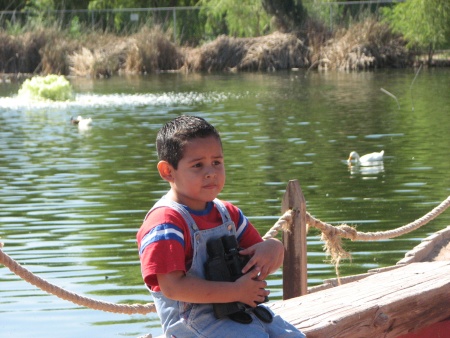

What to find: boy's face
left=165, top=135, right=225, bottom=211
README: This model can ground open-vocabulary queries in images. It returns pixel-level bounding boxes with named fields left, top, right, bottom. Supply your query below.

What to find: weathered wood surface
left=281, top=179, right=307, bottom=299
left=397, top=225, right=450, bottom=264
left=269, top=261, right=450, bottom=338
left=305, top=225, right=450, bottom=294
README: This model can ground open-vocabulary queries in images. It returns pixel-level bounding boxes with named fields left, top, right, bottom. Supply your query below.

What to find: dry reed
left=68, top=41, right=129, bottom=78
left=184, top=31, right=309, bottom=72
left=314, top=18, right=411, bottom=71
left=0, top=19, right=414, bottom=77
left=0, top=32, right=21, bottom=73
left=124, top=26, right=184, bottom=74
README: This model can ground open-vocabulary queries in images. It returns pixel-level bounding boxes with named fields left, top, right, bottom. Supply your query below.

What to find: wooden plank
left=397, top=225, right=450, bottom=264
left=269, top=261, right=450, bottom=337
left=281, top=180, right=307, bottom=299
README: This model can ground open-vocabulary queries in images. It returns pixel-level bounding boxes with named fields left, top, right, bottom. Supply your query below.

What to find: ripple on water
left=0, top=91, right=244, bottom=111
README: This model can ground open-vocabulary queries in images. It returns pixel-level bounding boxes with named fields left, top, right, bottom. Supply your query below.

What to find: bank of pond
left=2, top=19, right=447, bottom=80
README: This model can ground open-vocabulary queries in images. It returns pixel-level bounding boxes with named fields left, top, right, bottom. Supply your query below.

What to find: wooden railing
left=281, top=179, right=308, bottom=299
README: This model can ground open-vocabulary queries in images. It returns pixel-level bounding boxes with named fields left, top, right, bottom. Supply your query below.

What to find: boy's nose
left=205, top=166, right=217, bottom=178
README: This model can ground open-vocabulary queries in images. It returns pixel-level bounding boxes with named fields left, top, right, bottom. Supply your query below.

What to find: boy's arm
left=157, top=268, right=269, bottom=307
left=239, top=238, right=284, bottom=280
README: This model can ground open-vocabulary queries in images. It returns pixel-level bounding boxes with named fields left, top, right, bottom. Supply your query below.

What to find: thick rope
left=309, top=195, right=450, bottom=241
left=262, top=210, right=293, bottom=240
left=264, top=196, right=450, bottom=265
left=0, top=245, right=155, bottom=315
left=1, top=196, right=448, bottom=313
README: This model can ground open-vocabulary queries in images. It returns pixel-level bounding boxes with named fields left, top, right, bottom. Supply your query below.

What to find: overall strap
left=212, top=198, right=232, bottom=224
left=145, top=197, right=235, bottom=234
left=148, top=196, right=199, bottom=232
left=212, top=198, right=237, bottom=235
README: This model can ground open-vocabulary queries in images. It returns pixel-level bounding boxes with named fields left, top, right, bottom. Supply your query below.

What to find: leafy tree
left=382, top=0, right=450, bottom=64
left=0, top=1, right=27, bottom=10
left=262, top=0, right=307, bottom=32
left=304, top=0, right=381, bottom=28
left=86, top=0, right=199, bottom=37
left=198, top=0, right=271, bottom=38
left=22, top=0, right=56, bottom=26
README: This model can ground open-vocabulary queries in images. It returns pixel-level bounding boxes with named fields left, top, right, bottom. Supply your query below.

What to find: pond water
left=1, top=68, right=449, bottom=337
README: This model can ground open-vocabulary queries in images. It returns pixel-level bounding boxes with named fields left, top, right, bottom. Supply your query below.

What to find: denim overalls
left=148, top=197, right=305, bottom=338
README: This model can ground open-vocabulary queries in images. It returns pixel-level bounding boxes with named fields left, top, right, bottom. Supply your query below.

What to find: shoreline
left=1, top=56, right=449, bottom=84
left=1, top=22, right=449, bottom=79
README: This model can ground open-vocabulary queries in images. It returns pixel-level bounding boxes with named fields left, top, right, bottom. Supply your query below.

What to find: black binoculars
left=204, top=235, right=272, bottom=324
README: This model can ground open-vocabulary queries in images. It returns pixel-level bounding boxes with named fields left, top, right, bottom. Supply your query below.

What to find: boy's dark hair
left=156, top=115, right=221, bottom=169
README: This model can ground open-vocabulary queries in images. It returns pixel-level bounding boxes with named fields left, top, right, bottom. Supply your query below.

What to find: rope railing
left=0, top=243, right=156, bottom=315
left=264, top=195, right=450, bottom=266
left=1, top=195, right=449, bottom=314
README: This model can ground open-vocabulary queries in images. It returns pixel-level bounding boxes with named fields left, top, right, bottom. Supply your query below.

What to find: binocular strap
left=228, top=305, right=273, bottom=325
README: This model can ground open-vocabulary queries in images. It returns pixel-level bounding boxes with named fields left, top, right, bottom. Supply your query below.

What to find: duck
left=71, top=116, right=92, bottom=129
left=347, top=150, right=384, bottom=164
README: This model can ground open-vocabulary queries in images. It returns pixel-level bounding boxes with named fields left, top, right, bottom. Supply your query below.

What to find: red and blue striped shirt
left=137, top=200, right=263, bottom=291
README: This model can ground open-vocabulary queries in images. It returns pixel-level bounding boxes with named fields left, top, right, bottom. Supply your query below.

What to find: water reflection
left=1, top=69, right=449, bottom=338
left=348, top=161, right=385, bottom=177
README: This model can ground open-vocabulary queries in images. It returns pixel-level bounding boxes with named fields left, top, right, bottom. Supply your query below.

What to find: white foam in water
left=0, top=92, right=242, bottom=111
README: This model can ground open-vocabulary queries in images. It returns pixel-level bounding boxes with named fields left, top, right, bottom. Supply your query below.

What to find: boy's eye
left=213, top=160, right=222, bottom=166
left=193, top=163, right=202, bottom=168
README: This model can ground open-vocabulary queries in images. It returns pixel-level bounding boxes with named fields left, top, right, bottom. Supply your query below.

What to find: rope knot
left=280, top=209, right=294, bottom=233
left=337, top=224, right=358, bottom=240
left=261, top=209, right=294, bottom=240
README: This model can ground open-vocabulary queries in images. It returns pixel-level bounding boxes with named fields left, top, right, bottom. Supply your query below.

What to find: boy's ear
left=157, top=161, right=175, bottom=182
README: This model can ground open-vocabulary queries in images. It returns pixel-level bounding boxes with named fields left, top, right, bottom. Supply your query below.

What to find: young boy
left=137, top=115, right=305, bottom=337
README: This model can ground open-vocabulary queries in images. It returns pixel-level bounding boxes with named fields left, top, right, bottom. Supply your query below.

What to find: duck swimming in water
left=347, top=150, right=384, bottom=165
left=71, top=116, right=92, bottom=130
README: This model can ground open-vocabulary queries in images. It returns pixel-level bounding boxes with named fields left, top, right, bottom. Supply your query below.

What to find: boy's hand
left=158, top=269, right=268, bottom=306
left=239, top=238, right=284, bottom=280
left=235, top=267, right=270, bottom=307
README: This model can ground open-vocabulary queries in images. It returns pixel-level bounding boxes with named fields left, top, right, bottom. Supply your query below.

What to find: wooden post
left=282, top=179, right=307, bottom=299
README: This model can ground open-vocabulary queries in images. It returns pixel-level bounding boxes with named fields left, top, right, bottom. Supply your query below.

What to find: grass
left=0, top=18, right=420, bottom=78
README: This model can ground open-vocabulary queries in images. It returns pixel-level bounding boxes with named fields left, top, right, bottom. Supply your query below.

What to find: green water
left=0, top=69, right=449, bottom=337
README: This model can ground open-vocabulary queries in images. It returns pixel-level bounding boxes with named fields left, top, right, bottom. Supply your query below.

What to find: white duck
left=71, top=116, right=92, bottom=130
left=347, top=150, right=384, bottom=165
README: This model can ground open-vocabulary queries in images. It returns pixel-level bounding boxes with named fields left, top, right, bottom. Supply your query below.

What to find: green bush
left=18, top=75, right=74, bottom=101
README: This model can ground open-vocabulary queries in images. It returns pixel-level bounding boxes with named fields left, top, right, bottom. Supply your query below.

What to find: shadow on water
left=0, top=69, right=449, bottom=337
